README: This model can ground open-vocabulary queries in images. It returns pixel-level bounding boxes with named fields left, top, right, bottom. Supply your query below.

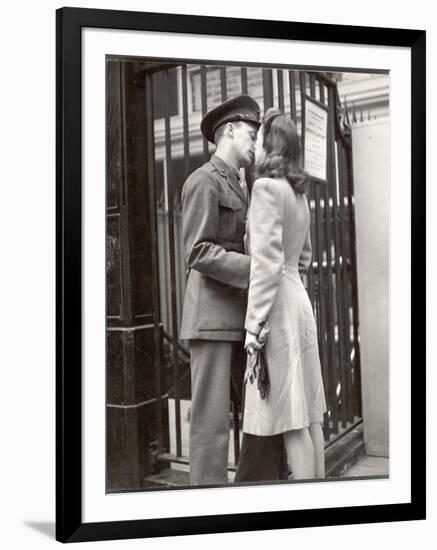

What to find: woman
left=241, top=108, right=327, bottom=480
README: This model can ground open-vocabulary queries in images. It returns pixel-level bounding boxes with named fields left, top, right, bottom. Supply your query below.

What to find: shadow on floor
left=24, top=521, right=55, bottom=539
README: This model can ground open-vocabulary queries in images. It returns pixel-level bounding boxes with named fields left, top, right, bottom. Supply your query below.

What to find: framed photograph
left=56, top=7, right=426, bottom=543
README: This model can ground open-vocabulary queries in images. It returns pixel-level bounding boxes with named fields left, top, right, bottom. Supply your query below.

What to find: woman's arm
left=245, top=178, right=284, bottom=336
left=298, top=224, right=312, bottom=275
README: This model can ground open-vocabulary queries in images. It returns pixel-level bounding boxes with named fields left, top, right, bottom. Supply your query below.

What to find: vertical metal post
left=337, top=142, right=354, bottom=422
left=262, top=69, right=274, bottom=112
left=309, top=73, right=316, bottom=97
left=220, top=66, right=227, bottom=102
left=277, top=69, right=284, bottom=112
left=181, top=65, right=190, bottom=178
left=119, top=62, right=128, bottom=208
left=288, top=70, right=297, bottom=122
left=328, top=85, right=348, bottom=429
left=179, top=65, right=191, bottom=328
left=300, top=71, right=315, bottom=308
left=320, top=81, right=339, bottom=435
left=241, top=67, right=252, bottom=191
left=314, top=181, right=330, bottom=439
left=119, top=62, right=133, bottom=323
left=163, top=69, right=182, bottom=456
left=311, top=79, right=331, bottom=439
left=344, top=136, right=363, bottom=418
left=241, top=67, right=248, bottom=94
left=145, top=71, right=163, bottom=454
left=200, top=65, right=209, bottom=162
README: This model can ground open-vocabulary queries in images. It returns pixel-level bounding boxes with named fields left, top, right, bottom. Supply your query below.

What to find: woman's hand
left=245, top=331, right=263, bottom=355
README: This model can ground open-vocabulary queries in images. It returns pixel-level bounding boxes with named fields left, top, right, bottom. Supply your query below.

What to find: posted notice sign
left=304, top=98, right=328, bottom=181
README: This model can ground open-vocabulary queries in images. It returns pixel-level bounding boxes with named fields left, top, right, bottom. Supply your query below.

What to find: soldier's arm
left=182, top=172, right=250, bottom=289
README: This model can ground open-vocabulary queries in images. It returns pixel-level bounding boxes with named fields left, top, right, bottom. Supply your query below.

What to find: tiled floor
left=341, top=455, right=389, bottom=478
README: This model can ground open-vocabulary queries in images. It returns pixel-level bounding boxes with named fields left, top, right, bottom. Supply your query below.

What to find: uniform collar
left=210, top=154, right=241, bottom=182
left=210, top=154, right=248, bottom=204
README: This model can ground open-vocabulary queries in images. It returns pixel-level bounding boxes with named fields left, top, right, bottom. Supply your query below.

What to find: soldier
left=180, top=95, right=282, bottom=485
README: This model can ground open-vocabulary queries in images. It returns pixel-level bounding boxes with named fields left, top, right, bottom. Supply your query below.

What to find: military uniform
left=181, top=95, right=282, bottom=485
left=180, top=154, right=250, bottom=484
left=180, top=154, right=250, bottom=341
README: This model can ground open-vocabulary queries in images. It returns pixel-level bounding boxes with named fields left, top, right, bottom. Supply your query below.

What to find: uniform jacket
left=180, top=155, right=250, bottom=341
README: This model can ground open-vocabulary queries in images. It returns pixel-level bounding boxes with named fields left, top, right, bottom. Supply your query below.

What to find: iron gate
left=141, top=62, right=363, bottom=474
left=105, top=59, right=363, bottom=488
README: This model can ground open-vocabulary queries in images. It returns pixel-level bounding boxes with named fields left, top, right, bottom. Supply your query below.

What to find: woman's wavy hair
left=256, top=107, right=309, bottom=194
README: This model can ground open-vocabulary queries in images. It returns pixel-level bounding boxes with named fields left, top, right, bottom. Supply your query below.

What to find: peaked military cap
left=200, top=94, right=261, bottom=143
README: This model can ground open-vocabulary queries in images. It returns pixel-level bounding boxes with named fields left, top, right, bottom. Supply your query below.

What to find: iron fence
left=144, top=62, right=362, bottom=470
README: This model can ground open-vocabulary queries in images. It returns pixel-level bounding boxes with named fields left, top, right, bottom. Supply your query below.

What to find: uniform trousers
left=189, top=340, right=234, bottom=485
left=189, top=339, right=284, bottom=485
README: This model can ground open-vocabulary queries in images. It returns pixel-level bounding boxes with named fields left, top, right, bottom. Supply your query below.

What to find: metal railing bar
left=300, top=72, right=315, bottom=308
left=262, top=68, right=274, bottom=112
left=145, top=71, right=164, bottom=454
left=277, top=69, right=284, bottom=112
left=288, top=70, right=297, bottom=122
left=328, top=84, right=348, bottom=429
left=314, top=181, right=330, bottom=439
left=220, top=66, right=227, bottom=102
left=119, top=62, right=128, bottom=208
left=181, top=65, right=191, bottom=178
left=163, top=69, right=183, bottom=457
left=322, top=82, right=339, bottom=435
left=337, top=142, right=354, bottom=423
left=324, top=418, right=363, bottom=449
left=200, top=65, right=209, bottom=162
left=344, top=140, right=363, bottom=417
left=309, top=72, right=316, bottom=98
left=241, top=67, right=248, bottom=95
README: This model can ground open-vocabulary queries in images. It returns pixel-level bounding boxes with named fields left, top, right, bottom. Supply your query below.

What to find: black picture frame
left=56, top=7, right=426, bottom=543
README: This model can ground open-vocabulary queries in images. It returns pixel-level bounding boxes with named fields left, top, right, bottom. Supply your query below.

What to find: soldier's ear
left=226, top=122, right=235, bottom=138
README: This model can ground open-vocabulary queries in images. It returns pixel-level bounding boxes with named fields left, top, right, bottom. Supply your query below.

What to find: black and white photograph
left=2, top=0, right=433, bottom=548
left=52, top=5, right=426, bottom=544
left=105, top=59, right=391, bottom=492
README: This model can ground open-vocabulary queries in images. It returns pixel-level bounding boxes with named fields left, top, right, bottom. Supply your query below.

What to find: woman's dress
left=243, top=177, right=327, bottom=436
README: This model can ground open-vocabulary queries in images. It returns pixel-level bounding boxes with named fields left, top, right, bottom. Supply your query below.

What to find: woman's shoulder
left=252, top=177, right=290, bottom=198
left=253, top=176, right=290, bottom=189
left=250, top=178, right=291, bottom=216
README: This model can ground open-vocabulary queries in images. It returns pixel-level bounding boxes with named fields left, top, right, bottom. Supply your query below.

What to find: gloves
left=244, top=321, right=270, bottom=354
left=245, top=331, right=263, bottom=355
left=244, top=322, right=270, bottom=400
